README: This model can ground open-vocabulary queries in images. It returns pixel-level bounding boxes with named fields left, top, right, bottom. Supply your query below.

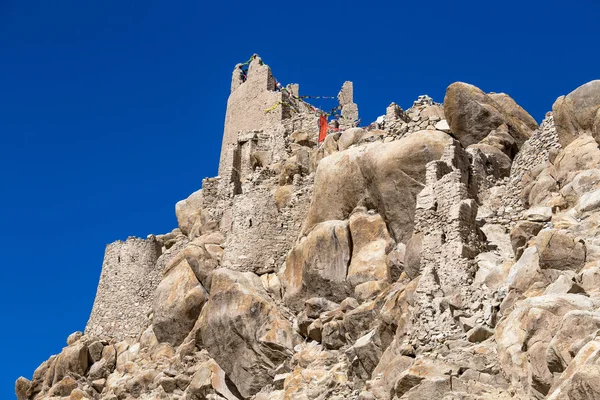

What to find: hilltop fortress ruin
left=18, top=56, right=600, bottom=400
left=87, top=55, right=362, bottom=339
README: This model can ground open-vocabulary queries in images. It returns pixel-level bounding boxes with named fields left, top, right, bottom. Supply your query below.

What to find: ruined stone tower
left=84, top=54, right=359, bottom=341
left=86, top=236, right=162, bottom=340
left=211, top=55, right=359, bottom=274
left=218, top=55, right=359, bottom=185
left=218, top=55, right=288, bottom=177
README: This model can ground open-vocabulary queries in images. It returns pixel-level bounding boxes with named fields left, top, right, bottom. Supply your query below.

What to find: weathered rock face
left=281, top=220, right=352, bottom=311
left=347, top=209, right=393, bottom=287
left=184, top=358, right=242, bottom=400
left=152, top=256, right=208, bottom=347
left=303, top=129, right=452, bottom=243
left=535, top=229, right=586, bottom=271
left=552, top=80, right=600, bottom=147
left=175, top=189, right=203, bottom=237
left=21, top=64, right=600, bottom=400
left=444, top=82, right=535, bottom=148
left=198, top=269, right=300, bottom=398
left=495, top=294, right=599, bottom=398
left=554, top=134, right=600, bottom=185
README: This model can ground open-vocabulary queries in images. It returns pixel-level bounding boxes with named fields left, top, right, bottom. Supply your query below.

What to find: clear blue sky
left=1, top=0, right=598, bottom=396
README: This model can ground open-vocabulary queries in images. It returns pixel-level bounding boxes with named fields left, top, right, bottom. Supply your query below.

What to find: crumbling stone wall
left=476, top=113, right=561, bottom=228
left=338, top=81, right=359, bottom=129
left=411, top=141, right=487, bottom=345
left=219, top=56, right=288, bottom=176
left=381, top=96, right=447, bottom=137
left=511, top=112, right=561, bottom=181
left=85, top=236, right=162, bottom=340
left=221, top=180, right=313, bottom=275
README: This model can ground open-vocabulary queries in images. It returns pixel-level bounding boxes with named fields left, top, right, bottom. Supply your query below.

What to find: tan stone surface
left=25, top=59, right=600, bottom=400
left=347, top=210, right=393, bottom=287
left=198, top=268, right=300, bottom=398
left=553, top=80, right=600, bottom=147
left=444, top=82, right=534, bottom=148
left=152, top=257, right=208, bottom=346
left=282, top=220, right=351, bottom=311
left=303, top=129, right=452, bottom=242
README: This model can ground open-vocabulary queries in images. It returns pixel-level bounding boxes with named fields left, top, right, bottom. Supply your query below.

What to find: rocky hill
left=16, top=56, right=600, bottom=400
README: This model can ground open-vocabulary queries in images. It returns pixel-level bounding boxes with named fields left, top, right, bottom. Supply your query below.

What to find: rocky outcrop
left=303, top=129, right=453, bottom=242
left=535, top=229, right=586, bottom=271
left=175, top=189, right=203, bottom=237
left=347, top=209, right=393, bottom=287
left=198, top=269, right=300, bottom=398
left=282, top=220, right=352, bottom=311
left=152, top=256, right=208, bottom=347
left=496, top=294, right=600, bottom=398
left=552, top=80, right=600, bottom=147
left=19, top=59, right=600, bottom=400
left=444, top=82, right=536, bottom=148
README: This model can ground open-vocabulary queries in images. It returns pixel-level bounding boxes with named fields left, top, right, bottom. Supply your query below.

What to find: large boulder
left=522, top=163, right=560, bottom=208
left=547, top=340, right=600, bottom=400
left=303, top=130, right=452, bottom=242
left=535, top=229, right=586, bottom=272
left=404, top=232, right=423, bottom=279
left=338, top=127, right=366, bottom=151
left=554, top=135, right=600, bottom=186
left=182, top=236, right=221, bottom=290
left=552, top=80, right=600, bottom=147
left=198, top=269, right=300, bottom=398
left=495, top=294, right=599, bottom=398
left=444, top=82, right=536, bottom=148
left=547, top=310, right=600, bottom=373
left=489, top=92, right=539, bottom=133
left=152, top=257, right=208, bottom=346
left=560, top=169, right=600, bottom=207
left=175, top=189, right=203, bottom=237
left=504, top=246, right=542, bottom=293
left=52, top=342, right=89, bottom=384
left=347, top=209, right=393, bottom=286
left=282, top=220, right=352, bottom=311
left=510, top=221, right=543, bottom=260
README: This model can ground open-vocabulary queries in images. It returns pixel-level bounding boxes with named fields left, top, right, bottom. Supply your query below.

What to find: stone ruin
left=85, top=55, right=361, bottom=338
left=410, top=141, right=487, bottom=345
left=20, top=55, right=600, bottom=400
left=206, top=56, right=361, bottom=275
left=86, top=237, right=162, bottom=340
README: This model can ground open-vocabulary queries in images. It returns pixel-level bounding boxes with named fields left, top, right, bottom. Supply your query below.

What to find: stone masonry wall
left=85, top=236, right=162, bottom=340
left=510, top=112, right=561, bottom=182
left=477, top=113, right=562, bottom=229
left=221, top=180, right=313, bottom=275
left=411, top=141, right=487, bottom=346
left=218, top=56, right=287, bottom=176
